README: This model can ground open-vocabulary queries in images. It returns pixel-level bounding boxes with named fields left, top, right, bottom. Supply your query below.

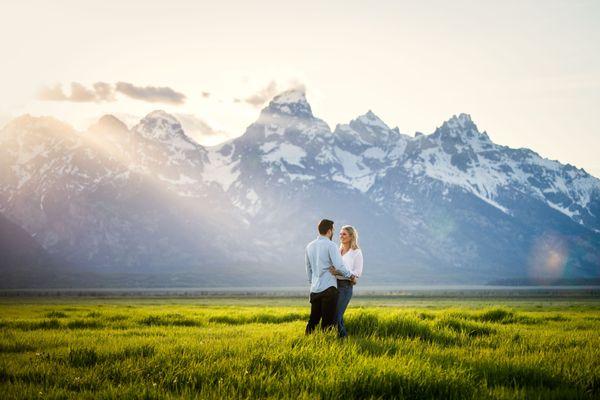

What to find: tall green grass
left=0, top=299, right=598, bottom=399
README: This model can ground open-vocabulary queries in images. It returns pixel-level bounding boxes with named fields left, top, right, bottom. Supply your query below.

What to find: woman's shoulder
left=353, top=248, right=363, bottom=255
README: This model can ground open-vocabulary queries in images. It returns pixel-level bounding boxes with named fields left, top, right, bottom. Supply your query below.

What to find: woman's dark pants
left=336, top=280, right=353, bottom=337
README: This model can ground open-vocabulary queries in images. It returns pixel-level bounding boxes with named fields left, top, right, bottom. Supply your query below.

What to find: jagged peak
left=91, top=114, right=128, bottom=132
left=431, top=113, right=491, bottom=143
left=441, top=113, right=477, bottom=131
left=136, top=110, right=185, bottom=132
left=262, top=88, right=313, bottom=119
left=352, top=110, right=391, bottom=131
left=142, top=110, right=181, bottom=125
left=133, top=110, right=199, bottom=148
left=334, top=110, right=399, bottom=146
left=271, top=88, right=307, bottom=105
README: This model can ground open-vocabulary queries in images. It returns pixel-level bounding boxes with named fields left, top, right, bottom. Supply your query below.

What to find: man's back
left=306, top=236, right=349, bottom=293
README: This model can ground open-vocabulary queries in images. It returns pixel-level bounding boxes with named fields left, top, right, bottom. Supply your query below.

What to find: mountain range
left=1, top=89, right=599, bottom=288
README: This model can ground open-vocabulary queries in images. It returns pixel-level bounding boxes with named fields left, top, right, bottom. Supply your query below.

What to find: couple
left=305, top=219, right=363, bottom=338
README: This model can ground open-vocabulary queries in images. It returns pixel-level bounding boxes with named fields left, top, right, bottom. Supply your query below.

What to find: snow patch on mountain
left=158, top=174, right=198, bottom=185
left=204, top=145, right=240, bottom=191
left=363, top=147, right=386, bottom=160
left=262, top=143, right=306, bottom=168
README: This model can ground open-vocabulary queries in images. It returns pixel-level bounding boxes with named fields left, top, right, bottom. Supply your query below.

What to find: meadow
left=0, top=296, right=599, bottom=399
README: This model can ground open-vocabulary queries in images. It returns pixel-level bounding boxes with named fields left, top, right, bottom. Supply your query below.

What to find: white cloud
left=38, top=82, right=187, bottom=105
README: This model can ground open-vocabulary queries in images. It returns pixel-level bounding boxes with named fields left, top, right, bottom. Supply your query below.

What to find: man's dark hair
left=318, top=219, right=334, bottom=235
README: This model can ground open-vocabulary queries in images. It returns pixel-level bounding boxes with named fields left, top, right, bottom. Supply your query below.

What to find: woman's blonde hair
left=340, top=225, right=359, bottom=250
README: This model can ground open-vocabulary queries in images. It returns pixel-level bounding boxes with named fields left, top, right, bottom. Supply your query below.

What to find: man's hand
left=328, top=266, right=337, bottom=275
left=350, top=275, right=357, bottom=285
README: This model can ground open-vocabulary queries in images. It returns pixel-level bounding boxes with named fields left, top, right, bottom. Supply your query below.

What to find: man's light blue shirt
left=305, top=236, right=353, bottom=293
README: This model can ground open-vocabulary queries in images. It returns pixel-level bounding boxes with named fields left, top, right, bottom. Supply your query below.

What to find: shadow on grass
left=86, top=311, right=102, bottom=318
left=436, top=317, right=495, bottom=337
left=139, top=313, right=203, bottom=327
left=0, top=342, right=37, bottom=353
left=208, top=313, right=307, bottom=325
left=66, top=319, right=104, bottom=329
left=10, top=319, right=62, bottom=330
left=120, top=344, right=155, bottom=359
left=44, top=311, right=68, bottom=319
left=427, top=352, right=597, bottom=396
left=323, top=367, right=480, bottom=400
left=6, top=318, right=108, bottom=330
left=450, top=308, right=537, bottom=325
left=465, top=358, right=582, bottom=393
left=68, top=348, right=99, bottom=368
left=344, top=313, right=457, bottom=344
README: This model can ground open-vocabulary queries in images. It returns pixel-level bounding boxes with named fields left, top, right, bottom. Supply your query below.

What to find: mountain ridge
left=1, top=89, right=599, bottom=288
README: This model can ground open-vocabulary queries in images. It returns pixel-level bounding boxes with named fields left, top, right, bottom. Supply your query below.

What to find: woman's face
left=339, top=229, right=351, bottom=245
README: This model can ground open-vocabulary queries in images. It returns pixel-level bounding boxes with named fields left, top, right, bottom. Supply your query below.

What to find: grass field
left=0, top=297, right=599, bottom=399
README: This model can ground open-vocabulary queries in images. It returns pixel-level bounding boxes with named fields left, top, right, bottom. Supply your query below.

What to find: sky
left=1, top=0, right=599, bottom=175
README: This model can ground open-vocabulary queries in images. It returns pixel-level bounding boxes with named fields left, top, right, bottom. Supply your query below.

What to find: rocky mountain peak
left=342, top=110, right=399, bottom=146
left=94, top=115, right=128, bottom=132
left=431, top=113, right=489, bottom=144
left=440, top=113, right=478, bottom=132
left=134, top=110, right=193, bottom=143
left=355, top=110, right=390, bottom=129
left=261, top=89, right=313, bottom=119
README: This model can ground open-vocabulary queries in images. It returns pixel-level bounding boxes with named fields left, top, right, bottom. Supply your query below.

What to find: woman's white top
left=337, top=248, right=363, bottom=281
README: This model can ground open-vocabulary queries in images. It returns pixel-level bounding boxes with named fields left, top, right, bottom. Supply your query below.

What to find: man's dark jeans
left=305, top=286, right=339, bottom=334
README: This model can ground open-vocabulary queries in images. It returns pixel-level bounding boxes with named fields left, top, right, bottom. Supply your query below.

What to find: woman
left=330, top=225, right=363, bottom=338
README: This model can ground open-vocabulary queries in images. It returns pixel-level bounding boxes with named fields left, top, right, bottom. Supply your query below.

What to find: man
left=305, top=219, right=355, bottom=334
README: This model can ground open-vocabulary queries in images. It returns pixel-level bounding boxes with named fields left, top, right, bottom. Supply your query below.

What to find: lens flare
left=527, top=233, right=569, bottom=284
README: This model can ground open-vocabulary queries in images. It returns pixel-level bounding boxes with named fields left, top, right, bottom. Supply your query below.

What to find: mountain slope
left=0, top=212, right=60, bottom=288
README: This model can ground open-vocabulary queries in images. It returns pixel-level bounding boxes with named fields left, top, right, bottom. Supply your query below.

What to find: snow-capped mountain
left=0, top=112, right=247, bottom=280
left=1, top=89, right=599, bottom=287
left=385, top=113, right=600, bottom=230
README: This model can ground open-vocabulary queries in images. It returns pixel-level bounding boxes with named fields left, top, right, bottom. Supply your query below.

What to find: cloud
left=240, top=80, right=307, bottom=108
left=37, top=84, right=68, bottom=101
left=38, top=81, right=186, bottom=104
left=202, top=91, right=211, bottom=98
left=244, top=81, right=279, bottom=107
left=93, top=82, right=116, bottom=101
left=69, top=82, right=98, bottom=102
left=174, top=113, right=231, bottom=146
left=38, top=82, right=114, bottom=102
left=115, top=82, right=186, bottom=104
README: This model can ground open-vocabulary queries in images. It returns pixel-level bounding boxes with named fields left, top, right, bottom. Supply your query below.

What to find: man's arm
left=305, top=248, right=312, bottom=284
left=328, top=243, right=353, bottom=278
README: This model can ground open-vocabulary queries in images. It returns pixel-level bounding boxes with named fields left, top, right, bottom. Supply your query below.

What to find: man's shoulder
left=306, top=237, right=329, bottom=251
left=326, top=240, right=337, bottom=250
